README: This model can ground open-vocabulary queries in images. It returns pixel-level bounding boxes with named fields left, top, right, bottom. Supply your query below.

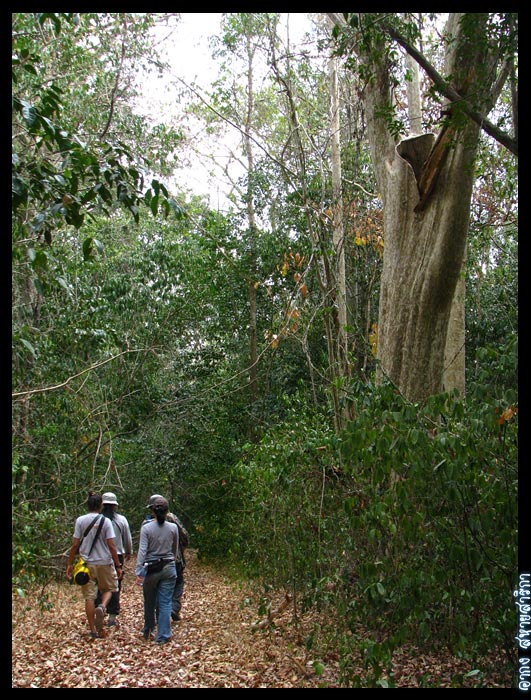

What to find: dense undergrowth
left=12, top=339, right=517, bottom=687
left=195, top=340, right=518, bottom=686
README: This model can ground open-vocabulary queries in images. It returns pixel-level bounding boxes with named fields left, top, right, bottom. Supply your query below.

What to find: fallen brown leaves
left=12, top=551, right=510, bottom=688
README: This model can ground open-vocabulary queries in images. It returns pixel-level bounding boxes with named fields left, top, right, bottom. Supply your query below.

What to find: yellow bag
left=73, top=557, right=90, bottom=585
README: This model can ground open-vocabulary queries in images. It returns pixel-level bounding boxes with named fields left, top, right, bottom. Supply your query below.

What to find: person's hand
left=66, top=564, right=73, bottom=581
left=116, top=566, right=123, bottom=580
left=135, top=575, right=144, bottom=587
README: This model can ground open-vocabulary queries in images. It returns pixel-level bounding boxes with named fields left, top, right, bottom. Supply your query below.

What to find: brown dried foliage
left=12, top=550, right=508, bottom=688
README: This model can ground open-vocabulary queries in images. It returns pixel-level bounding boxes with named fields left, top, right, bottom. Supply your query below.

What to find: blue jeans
left=142, top=562, right=177, bottom=643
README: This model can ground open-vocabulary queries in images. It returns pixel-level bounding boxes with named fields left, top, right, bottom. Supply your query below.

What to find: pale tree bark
left=328, top=13, right=501, bottom=402
left=329, top=51, right=348, bottom=378
left=406, top=53, right=422, bottom=136
left=243, top=34, right=260, bottom=442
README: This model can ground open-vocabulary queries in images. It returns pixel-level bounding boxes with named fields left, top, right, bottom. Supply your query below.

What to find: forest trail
left=12, top=550, right=340, bottom=688
left=12, top=550, right=508, bottom=688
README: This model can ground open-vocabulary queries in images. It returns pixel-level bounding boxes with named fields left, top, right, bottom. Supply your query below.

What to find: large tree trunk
left=378, top=129, right=477, bottom=402
left=338, top=13, right=496, bottom=402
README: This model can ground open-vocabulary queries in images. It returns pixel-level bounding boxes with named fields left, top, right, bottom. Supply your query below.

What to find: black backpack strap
left=86, top=515, right=105, bottom=557
left=76, top=515, right=101, bottom=554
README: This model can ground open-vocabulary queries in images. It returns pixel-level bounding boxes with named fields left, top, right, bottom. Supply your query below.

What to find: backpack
left=166, top=512, right=188, bottom=550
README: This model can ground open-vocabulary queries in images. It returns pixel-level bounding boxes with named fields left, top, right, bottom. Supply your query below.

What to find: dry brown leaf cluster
left=12, top=551, right=509, bottom=688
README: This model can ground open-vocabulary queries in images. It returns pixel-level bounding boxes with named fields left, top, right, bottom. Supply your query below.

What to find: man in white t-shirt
left=95, top=492, right=133, bottom=627
left=66, top=491, right=122, bottom=639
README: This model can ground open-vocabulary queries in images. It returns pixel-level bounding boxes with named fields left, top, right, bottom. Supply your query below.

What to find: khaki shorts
left=81, top=563, right=119, bottom=600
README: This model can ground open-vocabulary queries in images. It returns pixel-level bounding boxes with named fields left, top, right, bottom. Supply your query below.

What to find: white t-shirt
left=74, top=513, right=116, bottom=565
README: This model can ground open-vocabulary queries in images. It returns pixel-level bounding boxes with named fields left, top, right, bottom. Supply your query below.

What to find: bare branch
left=11, top=348, right=152, bottom=400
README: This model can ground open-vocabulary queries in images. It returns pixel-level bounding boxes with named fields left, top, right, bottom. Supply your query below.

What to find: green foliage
left=11, top=14, right=517, bottom=689
left=373, top=103, right=406, bottom=140
left=12, top=13, right=181, bottom=261
left=12, top=455, right=63, bottom=599
left=221, top=370, right=516, bottom=685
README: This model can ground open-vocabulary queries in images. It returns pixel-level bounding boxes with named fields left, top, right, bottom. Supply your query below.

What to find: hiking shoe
left=89, top=632, right=99, bottom=639
left=95, top=605, right=105, bottom=633
left=156, top=638, right=171, bottom=646
left=142, top=629, right=155, bottom=641
left=107, top=615, right=117, bottom=627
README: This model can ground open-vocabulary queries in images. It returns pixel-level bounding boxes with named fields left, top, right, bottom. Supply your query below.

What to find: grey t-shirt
left=135, top=518, right=178, bottom=576
left=74, top=513, right=116, bottom=565
left=109, top=512, right=133, bottom=556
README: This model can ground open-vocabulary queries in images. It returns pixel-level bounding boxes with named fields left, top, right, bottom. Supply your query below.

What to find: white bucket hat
left=102, top=492, right=119, bottom=505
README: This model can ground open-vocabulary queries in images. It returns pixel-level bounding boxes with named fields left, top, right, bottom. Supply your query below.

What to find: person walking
left=165, top=510, right=189, bottom=621
left=66, top=491, right=122, bottom=639
left=144, top=494, right=189, bottom=621
left=95, top=492, right=133, bottom=627
left=136, top=495, right=178, bottom=645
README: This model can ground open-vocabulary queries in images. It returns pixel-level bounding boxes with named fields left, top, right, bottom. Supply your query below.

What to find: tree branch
left=99, top=16, right=128, bottom=140
left=11, top=348, right=152, bottom=400
left=379, top=19, right=517, bottom=157
left=328, top=13, right=517, bottom=157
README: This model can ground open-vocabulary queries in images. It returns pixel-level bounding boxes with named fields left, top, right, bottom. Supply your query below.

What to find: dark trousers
left=96, top=553, right=124, bottom=615
left=172, top=561, right=185, bottom=615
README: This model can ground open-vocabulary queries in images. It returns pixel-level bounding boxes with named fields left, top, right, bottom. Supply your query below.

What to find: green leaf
left=20, top=338, right=37, bottom=357
left=82, top=237, right=101, bottom=261
left=38, top=13, right=62, bottom=34
left=313, top=661, right=325, bottom=676
left=168, top=199, right=186, bottom=219
left=20, top=100, right=38, bottom=129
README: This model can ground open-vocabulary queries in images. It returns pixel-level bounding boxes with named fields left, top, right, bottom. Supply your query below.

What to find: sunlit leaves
left=82, top=237, right=104, bottom=261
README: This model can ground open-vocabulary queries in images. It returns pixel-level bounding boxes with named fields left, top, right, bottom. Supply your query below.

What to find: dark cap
left=146, top=494, right=164, bottom=508
left=151, top=496, right=169, bottom=511
left=147, top=494, right=168, bottom=511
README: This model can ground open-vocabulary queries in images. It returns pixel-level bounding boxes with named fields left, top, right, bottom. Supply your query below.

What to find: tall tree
left=207, top=13, right=283, bottom=442
left=329, top=45, right=348, bottom=381
left=328, top=13, right=517, bottom=401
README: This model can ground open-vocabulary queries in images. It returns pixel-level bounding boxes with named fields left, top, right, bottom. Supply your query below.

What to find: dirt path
left=12, top=550, right=510, bottom=688
left=12, top=550, right=339, bottom=688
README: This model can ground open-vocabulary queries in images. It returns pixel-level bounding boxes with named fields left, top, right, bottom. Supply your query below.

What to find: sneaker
left=107, top=615, right=117, bottom=627
left=89, top=632, right=99, bottom=639
left=156, top=638, right=171, bottom=645
left=95, top=605, right=106, bottom=633
left=142, top=629, right=155, bottom=641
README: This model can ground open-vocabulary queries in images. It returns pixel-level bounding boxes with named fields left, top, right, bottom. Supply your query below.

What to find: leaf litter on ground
left=12, top=550, right=509, bottom=688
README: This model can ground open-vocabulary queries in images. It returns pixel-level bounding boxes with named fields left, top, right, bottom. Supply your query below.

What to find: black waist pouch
left=145, top=558, right=173, bottom=574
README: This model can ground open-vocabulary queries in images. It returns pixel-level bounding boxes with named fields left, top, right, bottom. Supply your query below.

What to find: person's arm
left=180, top=524, right=189, bottom=551
left=173, top=524, right=179, bottom=560
left=123, top=517, right=133, bottom=561
left=135, top=526, right=148, bottom=584
left=65, top=537, right=81, bottom=581
left=107, top=537, right=123, bottom=579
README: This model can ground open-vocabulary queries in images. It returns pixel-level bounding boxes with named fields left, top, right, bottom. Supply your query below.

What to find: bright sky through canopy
left=136, top=13, right=314, bottom=209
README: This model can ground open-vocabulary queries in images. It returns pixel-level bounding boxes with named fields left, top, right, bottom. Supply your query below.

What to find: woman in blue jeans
left=136, top=496, right=178, bottom=645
